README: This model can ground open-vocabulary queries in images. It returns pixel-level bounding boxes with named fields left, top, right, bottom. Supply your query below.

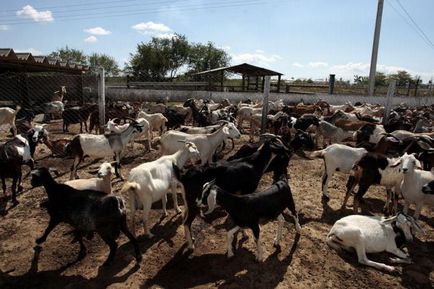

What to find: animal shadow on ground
left=144, top=233, right=301, bottom=289
left=401, top=240, right=434, bottom=289
left=0, top=241, right=140, bottom=289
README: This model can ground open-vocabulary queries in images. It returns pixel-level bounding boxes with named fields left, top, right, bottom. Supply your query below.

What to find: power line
left=1, top=0, right=279, bottom=25
left=389, top=0, right=434, bottom=51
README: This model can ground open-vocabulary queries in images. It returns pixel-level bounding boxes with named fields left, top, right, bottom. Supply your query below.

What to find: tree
left=88, top=53, right=120, bottom=76
left=387, top=70, right=413, bottom=86
left=375, top=72, right=387, bottom=86
left=128, top=34, right=189, bottom=81
left=49, top=45, right=87, bottom=64
left=187, top=42, right=231, bottom=75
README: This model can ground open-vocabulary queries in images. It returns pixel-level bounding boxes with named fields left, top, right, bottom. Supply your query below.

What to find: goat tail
left=305, top=149, right=325, bottom=160
left=121, top=181, right=141, bottom=196
left=14, top=105, right=21, bottom=114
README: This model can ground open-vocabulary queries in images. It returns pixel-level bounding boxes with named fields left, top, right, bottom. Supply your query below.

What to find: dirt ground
left=0, top=120, right=433, bottom=289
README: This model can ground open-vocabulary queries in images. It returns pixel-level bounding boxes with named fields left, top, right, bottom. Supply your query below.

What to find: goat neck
left=253, top=142, right=276, bottom=174
left=173, top=146, right=194, bottom=168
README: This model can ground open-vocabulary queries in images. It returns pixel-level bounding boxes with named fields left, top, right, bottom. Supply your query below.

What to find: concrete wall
left=106, top=86, right=434, bottom=107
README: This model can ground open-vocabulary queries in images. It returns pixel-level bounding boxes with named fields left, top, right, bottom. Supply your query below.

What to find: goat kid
left=198, top=173, right=301, bottom=261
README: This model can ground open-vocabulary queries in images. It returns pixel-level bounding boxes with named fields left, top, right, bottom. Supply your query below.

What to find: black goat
left=30, top=168, right=141, bottom=266
left=183, top=98, right=209, bottom=127
left=0, top=126, right=48, bottom=206
left=163, top=108, right=187, bottom=129
left=172, top=137, right=291, bottom=251
left=197, top=173, right=301, bottom=261
left=62, top=104, right=97, bottom=132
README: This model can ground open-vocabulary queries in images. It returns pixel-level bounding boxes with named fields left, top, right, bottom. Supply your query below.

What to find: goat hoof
left=18, top=186, right=23, bottom=192
left=322, top=194, right=330, bottom=201
left=35, top=237, right=45, bottom=245
left=273, top=241, right=280, bottom=249
left=102, top=259, right=113, bottom=267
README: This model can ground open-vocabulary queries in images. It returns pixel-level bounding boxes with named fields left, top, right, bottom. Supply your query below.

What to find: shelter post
left=277, top=75, right=281, bottom=93
left=261, top=76, right=271, bottom=134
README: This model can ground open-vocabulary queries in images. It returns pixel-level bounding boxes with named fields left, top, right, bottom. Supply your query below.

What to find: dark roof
left=0, top=48, right=89, bottom=74
left=194, top=63, right=283, bottom=77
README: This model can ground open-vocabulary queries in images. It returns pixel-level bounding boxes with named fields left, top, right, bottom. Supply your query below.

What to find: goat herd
left=1, top=95, right=434, bottom=281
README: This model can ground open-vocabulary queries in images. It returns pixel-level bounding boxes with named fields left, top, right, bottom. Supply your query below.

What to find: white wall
left=106, top=87, right=434, bottom=107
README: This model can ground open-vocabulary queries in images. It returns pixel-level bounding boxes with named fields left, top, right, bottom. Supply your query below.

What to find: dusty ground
left=0, top=120, right=433, bottom=289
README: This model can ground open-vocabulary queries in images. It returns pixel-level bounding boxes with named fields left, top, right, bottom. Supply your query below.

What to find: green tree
left=128, top=34, right=189, bottom=81
left=387, top=70, right=413, bottom=86
left=49, top=45, right=87, bottom=64
left=88, top=53, right=120, bottom=76
left=187, top=42, right=231, bottom=75
left=375, top=72, right=387, bottom=86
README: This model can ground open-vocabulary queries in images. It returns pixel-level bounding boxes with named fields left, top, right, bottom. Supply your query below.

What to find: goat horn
left=177, top=140, right=187, bottom=143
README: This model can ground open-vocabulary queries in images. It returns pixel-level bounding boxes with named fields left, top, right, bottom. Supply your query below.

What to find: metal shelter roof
left=0, top=48, right=89, bottom=74
left=194, top=63, right=283, bottom=77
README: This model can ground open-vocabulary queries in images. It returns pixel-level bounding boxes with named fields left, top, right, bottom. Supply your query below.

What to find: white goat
left=106, top=118, right=151, bottom=151
left=237, top=106, right=262, bottom=132
left=399, top=153, right=434, bottom=219
left=65, top=162, right=114, bottom=194
left=121, top=142, right=201, bottom=237
left=327, top=213, right=421, bottom=272
left=307, top=144, right=367, bottom=198
left=312, top=120, right=354, bottom=147
left=0, top=105, right=20, bottom=136
left=159, top=122, right=241, bottom=165
left=137, top=110, right=168, bottom=138
left=68, top=121, right=144, bottom=180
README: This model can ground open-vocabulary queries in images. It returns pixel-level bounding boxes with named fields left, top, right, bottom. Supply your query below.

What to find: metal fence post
left=383, top=80, right=395, bottom=124
left=98, top=67, right=106, bottom=134
left=261, top=76, right=271, bottom=134
left=328, top=74, right=335, bottom=95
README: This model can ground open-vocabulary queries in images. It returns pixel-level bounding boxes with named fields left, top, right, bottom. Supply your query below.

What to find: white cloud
left=0, top=25, right=9, bottom=31
left=15, top=48, right=44, bottom=55
left=131, top=21, right=171, bottom=35
left=231, top=51, right=282, bottom=67
left=308, top=61, right=328, bottom=68
left=16, top=5, right=53, bottom=23
left=255, top=49, right=264, bottom=53
left=217, top=45, right=231, bottom=51
left=292, top=62, right=304, bottom=68
left=84, top=36, right=98, bottom=43
left=84, top=27, right=111, bottom=35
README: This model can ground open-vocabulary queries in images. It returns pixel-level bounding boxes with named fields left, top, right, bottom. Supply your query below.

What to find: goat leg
left=100, top=234, right=118, bottom=266
left=120, top=215, right=142, bottom=262
left=36, top=218, right=59, bottom=244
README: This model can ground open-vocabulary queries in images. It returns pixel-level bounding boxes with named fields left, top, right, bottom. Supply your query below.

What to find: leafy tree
left=387, top=70, right=413, bottom=86
left=128, top=34, right=189, bottom=81
left=88, top=53, right=120, bottom=76
left=49, top=45, right=87, bottom=64
left=375, top=72, right=387, bottom=86
left=187, top=42, right=231, bottom=75
left=353, top=75, right=369, bottom=85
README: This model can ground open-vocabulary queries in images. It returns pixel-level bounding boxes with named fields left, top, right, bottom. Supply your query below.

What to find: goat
left=197, top=173, right=301, bottom=261
left=66, top=121, right=144, bottom=180
left=106, top=118, right=151, bottom=151
left=137, top=110, right=168, bottom=137
left=173, top=137, right=291, bottom=250
left=163, top=108, right=188, bottom=130
left=343, top=153, right=403, bottom=214
left=311, top=120, right=354, bottom=148
left=327, top=213, right=421, bottom=272
left=62, top=104, right=97, bottom=132
left=159, top=122, right=241, bottom=165
left=0, top=105, right=21, bottom=136
left=13, top=114, right=33, bottom=135
left=0, top=125, right=48, bottom=205
left=307, top=144, right=367, bottom=199
left=30, top=168, right=141, bottom=266
left=120, top=142, right=201, bottom=238
left=183, top=99, right=209, bottom=127
left=43, top=138, right=71, bottom=157
left=398, top=153, right=434, bottom=219
left=65, top=162, right=114, bottom=194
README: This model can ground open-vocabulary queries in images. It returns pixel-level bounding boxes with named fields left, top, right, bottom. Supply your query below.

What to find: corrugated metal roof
left=0, top=48, right=89, bottom=73
left=194, top=63, right=283, bottom=76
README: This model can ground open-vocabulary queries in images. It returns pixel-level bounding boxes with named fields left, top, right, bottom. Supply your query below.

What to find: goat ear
left=222, top=126, right=229, bottom=135
left=390, top=159, right=401, bottom=168
left=381, top=216, right=397, bottom=224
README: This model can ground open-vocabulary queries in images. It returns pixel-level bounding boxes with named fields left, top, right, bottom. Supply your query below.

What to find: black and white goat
left=30, top=168, right=141, bottom=266
left=197, top=173, right=301, bottom=261
left=327, top=213, right=421, bottom=272
left=66, top=121, right=143, bottom=180
left=0, top=125, right=48, bottom=205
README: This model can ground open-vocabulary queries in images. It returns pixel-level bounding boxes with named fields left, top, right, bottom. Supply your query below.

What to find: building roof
left=0, top=48, right=89, bottom=74
left=194, top=63, right=283, bottom=77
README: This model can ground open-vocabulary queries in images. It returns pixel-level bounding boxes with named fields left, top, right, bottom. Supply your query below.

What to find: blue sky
left=1, top=0, right=434, bottom=82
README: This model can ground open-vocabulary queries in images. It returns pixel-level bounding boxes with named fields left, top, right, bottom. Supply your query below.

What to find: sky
left=1, top=0, right=434, bottom=82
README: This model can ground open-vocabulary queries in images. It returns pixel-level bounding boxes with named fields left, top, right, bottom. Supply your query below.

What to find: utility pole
left=368, top=0, right=384, bottom=96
